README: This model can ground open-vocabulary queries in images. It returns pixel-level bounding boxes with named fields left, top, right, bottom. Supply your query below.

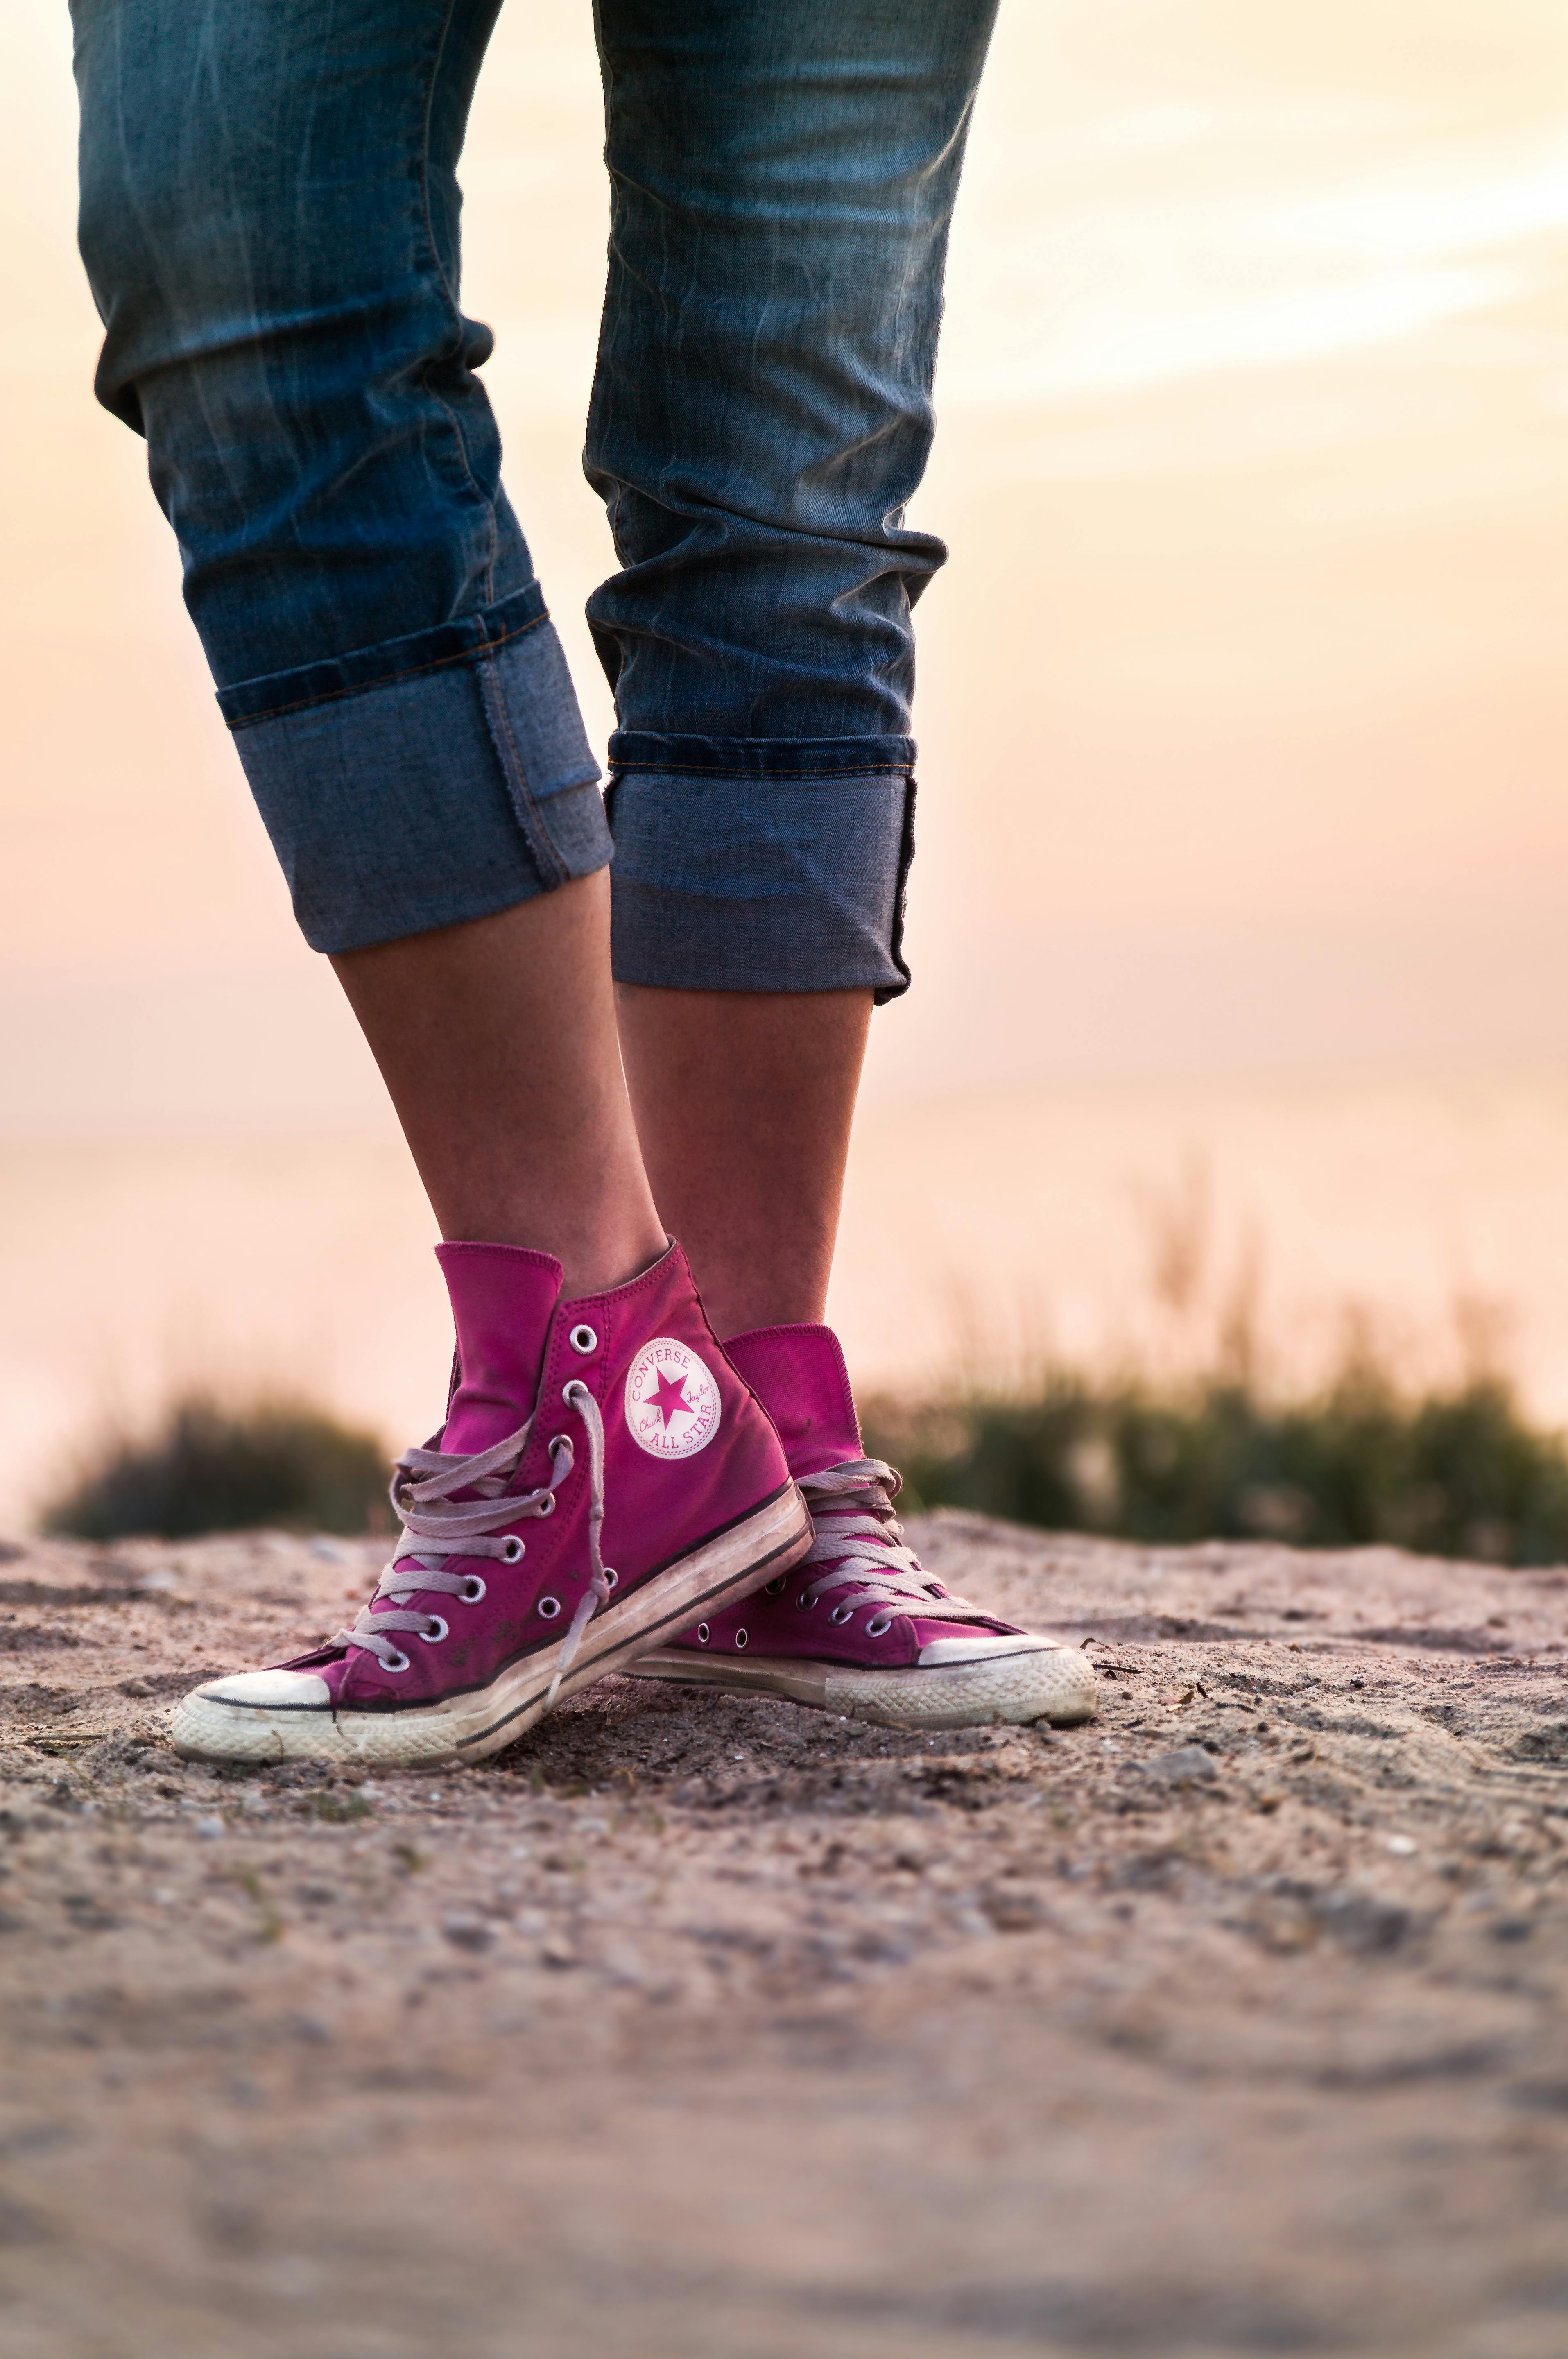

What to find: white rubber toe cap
left=916, top=1631, right=1070, bottom=1668
left=192, top=1668, right=334, bottom=1712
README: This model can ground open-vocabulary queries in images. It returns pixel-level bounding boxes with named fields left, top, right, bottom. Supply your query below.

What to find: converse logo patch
left=624, top=1337, right=721, bottom=1460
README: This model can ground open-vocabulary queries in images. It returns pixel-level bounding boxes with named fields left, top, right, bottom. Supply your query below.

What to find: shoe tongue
left=434, top=1242, right=563, bottom=1455
left=722, top=1322, right=860, bottom=1478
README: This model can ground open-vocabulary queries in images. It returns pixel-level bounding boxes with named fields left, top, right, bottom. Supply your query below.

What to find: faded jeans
left=72, top=0, right=999, bottom=997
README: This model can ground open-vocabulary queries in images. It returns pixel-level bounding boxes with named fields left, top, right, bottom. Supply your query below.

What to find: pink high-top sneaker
left=171, top=1243, right=811, bottom=1768
left=627, top=1323, right=1097, bottom=1729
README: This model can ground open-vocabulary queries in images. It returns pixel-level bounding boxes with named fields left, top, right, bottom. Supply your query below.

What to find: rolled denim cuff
left=605, top=733, right=916, bottom=1002
left=217, top=585, right=611, bottom=954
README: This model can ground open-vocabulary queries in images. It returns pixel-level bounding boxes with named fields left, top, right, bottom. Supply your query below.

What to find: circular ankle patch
left=624, top=1337, right=722, bottom=1460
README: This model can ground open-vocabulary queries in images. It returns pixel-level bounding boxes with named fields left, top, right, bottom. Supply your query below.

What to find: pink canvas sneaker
left=170, top=1243, right=811, bottom=1768
left=627, top=1324, right=1097, bottom=1729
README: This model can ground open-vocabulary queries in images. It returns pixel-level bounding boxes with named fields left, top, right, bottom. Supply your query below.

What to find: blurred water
left=9, top=1069, right=1568, bottom=1521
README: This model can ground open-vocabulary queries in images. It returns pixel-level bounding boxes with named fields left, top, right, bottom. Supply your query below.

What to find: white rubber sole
left=168, top=1481, right=813, bottom=1769
left=624, top=1636, right=1099, bottom=1729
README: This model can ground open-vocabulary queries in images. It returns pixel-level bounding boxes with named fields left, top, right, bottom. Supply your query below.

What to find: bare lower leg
left=615, top=986, right=873, bottom=1338
left=331, top=872, right=665, bottom=1296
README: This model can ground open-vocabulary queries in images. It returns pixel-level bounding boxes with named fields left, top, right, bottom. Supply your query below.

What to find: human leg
left=72, top=0, right=809, bottom=1761
left=585, top=0, right=997, bottom=1327
left=72, top=0, right=654, bottom=1284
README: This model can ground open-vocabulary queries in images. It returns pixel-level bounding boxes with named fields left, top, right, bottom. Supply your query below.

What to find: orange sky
left=5, top=0, right=1568, bottom=1131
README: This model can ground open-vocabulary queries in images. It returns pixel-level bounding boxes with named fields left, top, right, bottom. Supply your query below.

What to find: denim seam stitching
left=589, top=0, right=628, bottom=571
left=608, top=762, right=910, bottom=779
left=475, top=650, right=571, bottom=891
left=416, top=0, right=498, bottom=601
left=225, top=608, right=550, bottom=730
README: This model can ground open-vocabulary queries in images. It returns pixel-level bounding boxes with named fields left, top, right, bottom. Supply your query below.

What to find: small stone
left=541, top=1934, right=579, bottom=1969
left=1385, top=1835, right=1418, bottom=1857
left=1314, top=1891, right=1410, bottom=1956
left=441, top=1913, right=493, bottom=1954
left=193, top=1816, right=224, bottom=1839
left=982, top=1890, right=1048, bottom=1933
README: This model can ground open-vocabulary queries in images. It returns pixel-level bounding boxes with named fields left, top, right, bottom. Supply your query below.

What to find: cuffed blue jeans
left=72, top=0, right=998, bottom=999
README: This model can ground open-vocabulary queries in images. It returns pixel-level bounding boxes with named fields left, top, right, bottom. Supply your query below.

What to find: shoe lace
left=336, top=1379, right=611, bottom=1702
left=794, top=1458, right=1000, bottom=1632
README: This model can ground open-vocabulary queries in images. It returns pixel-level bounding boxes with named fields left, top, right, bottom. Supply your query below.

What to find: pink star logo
left=648, top=1368, right=694, bottom=1430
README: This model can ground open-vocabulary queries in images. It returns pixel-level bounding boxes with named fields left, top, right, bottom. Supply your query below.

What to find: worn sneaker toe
left=826, top=1634, right=1097, bottom=1728
left=170, top=1668, right=335, bottom=1764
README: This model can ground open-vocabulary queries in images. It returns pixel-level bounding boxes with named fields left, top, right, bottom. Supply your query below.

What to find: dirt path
left=0, top=1513, right=1564, bottom=2359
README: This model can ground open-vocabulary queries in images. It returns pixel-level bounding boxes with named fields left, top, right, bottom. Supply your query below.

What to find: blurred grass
left=41, top=1393, right=389, bottom=1541
left=863, top=1367, right=1568, bottom=1565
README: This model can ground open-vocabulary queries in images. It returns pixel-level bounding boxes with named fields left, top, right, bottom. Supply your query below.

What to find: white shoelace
left=792, top=1458, right=1002, bottom=1637
left=336, top=1379, right=610, bottom=1705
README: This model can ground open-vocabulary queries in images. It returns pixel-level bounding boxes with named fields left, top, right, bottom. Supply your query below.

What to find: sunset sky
left=4, top=0, right=1568, bottom=1130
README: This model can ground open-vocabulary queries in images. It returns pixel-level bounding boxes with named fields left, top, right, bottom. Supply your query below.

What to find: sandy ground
left=0, top=1515, right=1564, bottom=2359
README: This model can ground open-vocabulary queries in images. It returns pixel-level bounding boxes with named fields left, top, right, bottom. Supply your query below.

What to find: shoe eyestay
left=335, top=1373, right=613, bottom=1705
left=781, top=1456, right=1025, bottom=1663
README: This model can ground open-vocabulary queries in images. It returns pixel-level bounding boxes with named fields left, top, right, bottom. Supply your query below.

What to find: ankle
left=437, top=1181, right=665, bottom=1300
left=556, top=1223, right=669, bottom=1299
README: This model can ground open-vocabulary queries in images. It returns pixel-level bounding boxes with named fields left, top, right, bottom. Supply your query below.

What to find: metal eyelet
left=696, top=1622, right=710, bottom=1645
left=569, top=1324, right=597, bottom=1354
left=500, top=1537, right=525, bottom=1566
left=382, top=1648, right=411, bottom=1675
left=764, top=1576, right=787, bottom=1596
left=421, top=1615, right=449, bottom=1644
left=796, top=1593, right=815, bottom=1611
left=866, top=1614, right=893, bottom=1637
left=735, top=1629, right=748, bottom=1650
left=536, top=1492, right=556, bottom=1518
left=459, top=1575, right=487, bottom=1603
left=537, top=1595, right=562, bottom=1621
left=602, top=1568, right=618, bottom=1590
left=829, top=1605, right=853, bottom=1625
